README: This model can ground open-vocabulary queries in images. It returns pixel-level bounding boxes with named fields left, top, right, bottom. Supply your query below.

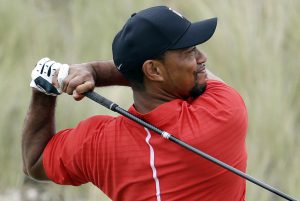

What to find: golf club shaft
left=84, top=91, right=298, bottom=201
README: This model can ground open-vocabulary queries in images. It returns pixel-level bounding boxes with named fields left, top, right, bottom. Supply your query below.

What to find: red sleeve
left=43, top=115, right=113, bottom=186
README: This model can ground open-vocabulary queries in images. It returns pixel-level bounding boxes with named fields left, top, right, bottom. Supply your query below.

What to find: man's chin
left=189, top=83, right=207, bottom=99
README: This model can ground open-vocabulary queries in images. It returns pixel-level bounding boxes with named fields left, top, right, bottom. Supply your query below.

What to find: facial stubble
left=189, top=71, right=207, bottom=98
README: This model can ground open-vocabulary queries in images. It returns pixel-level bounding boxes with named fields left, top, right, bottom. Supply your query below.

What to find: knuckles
left=59, top=64, right=95, bottom=95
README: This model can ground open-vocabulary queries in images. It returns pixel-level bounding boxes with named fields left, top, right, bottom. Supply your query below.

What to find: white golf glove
left=30, top=57, right=69, bottom=96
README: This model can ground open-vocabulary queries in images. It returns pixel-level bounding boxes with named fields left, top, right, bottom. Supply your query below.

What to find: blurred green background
left=0, top=0, right=299, bottom=200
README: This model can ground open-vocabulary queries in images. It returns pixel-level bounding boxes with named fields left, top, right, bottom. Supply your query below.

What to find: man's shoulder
left=75, top=115, right=116, bottom=132
left=206, top=79, right=231, bottom=90
left=205, top=80, right=243, bottom=102
left=189, top=80, right=246, bottom=113
left=85, top=114, right=115, bottom=122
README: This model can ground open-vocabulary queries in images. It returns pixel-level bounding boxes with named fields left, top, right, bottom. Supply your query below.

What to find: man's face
left=159, top=47, right=208, bottom=99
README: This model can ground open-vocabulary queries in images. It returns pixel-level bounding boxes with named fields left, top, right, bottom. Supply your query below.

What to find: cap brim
left=169, top=17, right=217, bottom=49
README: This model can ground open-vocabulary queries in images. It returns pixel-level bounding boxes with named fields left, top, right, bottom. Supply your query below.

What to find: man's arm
left=58, top=60, right=129, bottom=100
left=22, top=60, right=126, bottom=180
left=22, top=90, right=56, bottom=180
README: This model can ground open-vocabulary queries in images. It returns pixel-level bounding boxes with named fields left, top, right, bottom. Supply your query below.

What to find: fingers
left=55, top=63, right=95, bottom=100
left=57, top=64, right=69, bottom=89
left=31, top=58, right=62, bottom=96
left=64, top=75, right=83, bottom=95
left=63, top=75, right=95, bottom=96
left=52, top=70, right=59, bottom=89
left=71, top=81, right=95, bottom=101
left=75, top=81, right=95, bottom=94
left=72, top=91, right=85, bottom=101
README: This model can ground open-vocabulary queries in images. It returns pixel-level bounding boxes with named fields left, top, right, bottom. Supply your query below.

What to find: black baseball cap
left=112, top=6, right=217, bottom=74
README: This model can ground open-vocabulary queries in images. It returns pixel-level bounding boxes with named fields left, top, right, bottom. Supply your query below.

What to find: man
left=22, top=6, right=248, bottom=201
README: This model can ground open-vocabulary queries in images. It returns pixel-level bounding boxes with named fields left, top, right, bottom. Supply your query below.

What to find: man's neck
left=132, top=89, right=176, bottom=114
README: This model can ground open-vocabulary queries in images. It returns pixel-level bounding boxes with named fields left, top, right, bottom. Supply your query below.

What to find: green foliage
left=0, top=0, right=299, bottom=200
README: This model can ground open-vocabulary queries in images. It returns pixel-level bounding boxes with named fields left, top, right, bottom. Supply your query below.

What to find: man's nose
left=195, top=48, right=207, bottom=63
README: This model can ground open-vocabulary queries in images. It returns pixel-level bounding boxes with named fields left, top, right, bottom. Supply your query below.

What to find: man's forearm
left=22, top=90, right=56, bottom=180
left=88, top=60, right=129, bottom=87
left=62, top=60, right=129, bottom=99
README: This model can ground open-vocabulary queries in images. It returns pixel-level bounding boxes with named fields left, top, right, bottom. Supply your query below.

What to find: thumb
left=72, top=90, right=85, bottom=101
left=75, top=81, right=95, bottom=94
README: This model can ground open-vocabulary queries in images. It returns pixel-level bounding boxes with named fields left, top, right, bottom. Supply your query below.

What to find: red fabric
left=43, top=80, right=248, bottom=201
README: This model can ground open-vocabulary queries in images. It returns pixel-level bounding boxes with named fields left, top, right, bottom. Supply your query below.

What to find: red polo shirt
left=43, top=80, right=248, bottom=201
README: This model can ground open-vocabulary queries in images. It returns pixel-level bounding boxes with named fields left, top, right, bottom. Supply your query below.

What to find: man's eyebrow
left=183, top=46, right=196, bottom=52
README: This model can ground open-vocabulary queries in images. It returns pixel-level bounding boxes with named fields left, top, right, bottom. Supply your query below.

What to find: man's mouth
left=193, top=63, right=207, bottom=81
left=197, top=63, right=206, bottom=73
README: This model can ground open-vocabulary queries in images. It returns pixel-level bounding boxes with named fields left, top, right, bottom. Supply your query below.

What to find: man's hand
left=30, top=57, right=69, bottom=96
left=53, top=63, right=96, bottom=101
left=51, top=59, right=128, bottom=101
left=30, top=58, right=67, bottom=96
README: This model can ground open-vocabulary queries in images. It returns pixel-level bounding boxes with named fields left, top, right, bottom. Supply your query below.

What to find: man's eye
left=189, top=48, right=196, bottom=55
left=190, top=47, right=196, bottom=53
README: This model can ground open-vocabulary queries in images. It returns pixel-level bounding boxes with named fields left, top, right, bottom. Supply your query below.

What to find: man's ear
left=142, top=60, right=164, bottom=81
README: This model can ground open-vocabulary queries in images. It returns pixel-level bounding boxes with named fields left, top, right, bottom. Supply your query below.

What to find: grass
left=0, top=0, right=299, bottom=200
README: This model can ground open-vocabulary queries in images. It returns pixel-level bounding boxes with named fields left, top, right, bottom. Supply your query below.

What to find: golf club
left=84, top=91, right=298, bottom=201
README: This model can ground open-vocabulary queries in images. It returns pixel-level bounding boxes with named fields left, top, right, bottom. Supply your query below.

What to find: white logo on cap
left=169, top=8, right=183, bottom=18
left=117, top=63, right=123, bottom=70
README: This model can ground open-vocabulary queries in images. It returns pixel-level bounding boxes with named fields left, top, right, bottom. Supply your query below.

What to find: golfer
left=22, top=6, right=248, bottom=201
